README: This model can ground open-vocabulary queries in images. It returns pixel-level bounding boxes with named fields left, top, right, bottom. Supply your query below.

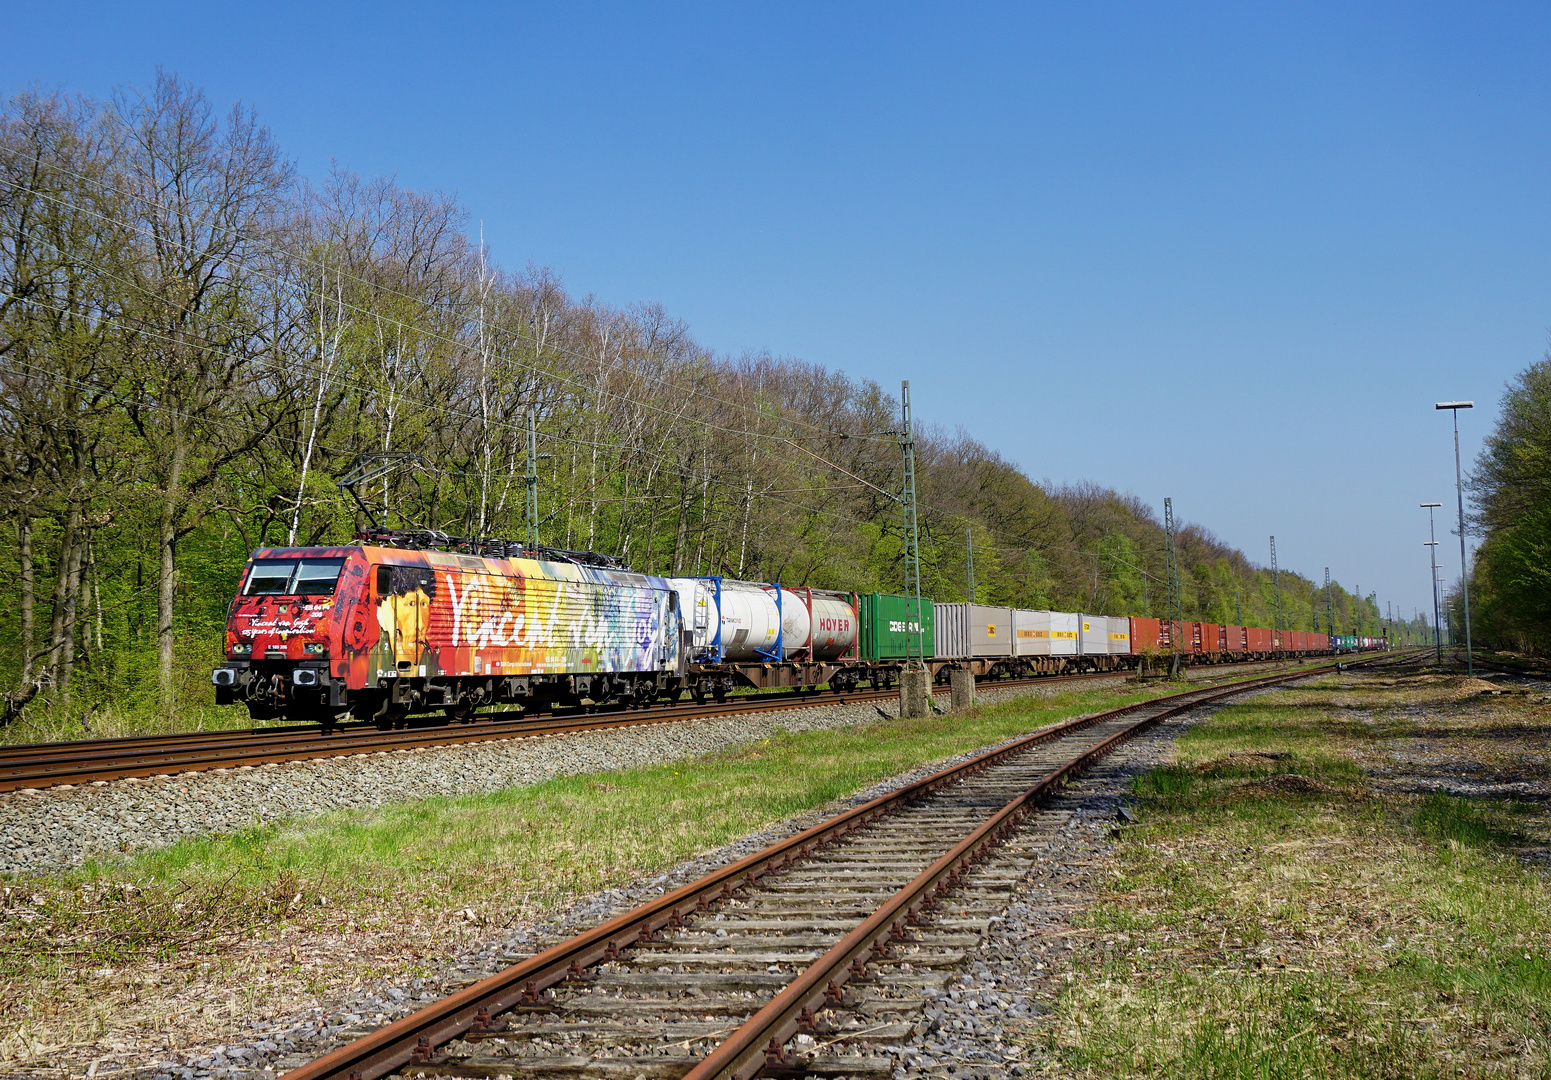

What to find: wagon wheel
left=376, top=705, right=409, bottom=731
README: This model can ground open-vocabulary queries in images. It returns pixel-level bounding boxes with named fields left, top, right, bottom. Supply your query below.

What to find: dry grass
left=2, top=678, right=1207, bottom=1075
left=1032, top=665, right=1551, bottom=1079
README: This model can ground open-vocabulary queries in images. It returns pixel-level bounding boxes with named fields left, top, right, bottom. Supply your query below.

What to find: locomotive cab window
left=243, top=558, right=347, bottom=596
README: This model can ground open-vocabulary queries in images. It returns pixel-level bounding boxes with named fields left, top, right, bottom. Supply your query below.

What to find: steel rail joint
left=280, top=661, right=1359, bottom=1080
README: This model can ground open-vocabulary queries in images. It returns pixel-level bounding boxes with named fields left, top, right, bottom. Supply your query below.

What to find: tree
left=1467, top=356, right=1551, bottom=655
left=110, top=71, right=292, bottom=707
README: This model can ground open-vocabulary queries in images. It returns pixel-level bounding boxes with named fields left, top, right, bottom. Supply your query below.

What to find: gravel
left=83, top=677, right=1132, bottom=1079
left=0, top=679, right=1123, bottom=877
left=882, top=700, right=1223, bottom=1079
left=16, top=667, right=1322, bottom=1080
left=138, top=677, right=1255, bottom=1080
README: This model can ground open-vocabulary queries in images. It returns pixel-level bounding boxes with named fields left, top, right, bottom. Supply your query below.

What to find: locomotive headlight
left=229, top=642, right=252, bottom=657
left=303, top=642, right=326, bottom=655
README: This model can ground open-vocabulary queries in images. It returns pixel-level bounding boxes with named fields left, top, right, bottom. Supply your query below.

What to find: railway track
left=0, top=657, right=1318, bottom=793
left=1461, top=652, right=1551, bottom=682
left=281, top=658, right=1366, bottom=1080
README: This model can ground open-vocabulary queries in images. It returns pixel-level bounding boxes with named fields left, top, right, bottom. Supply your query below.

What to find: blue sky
left=6, top=2, right=1546, bottom=626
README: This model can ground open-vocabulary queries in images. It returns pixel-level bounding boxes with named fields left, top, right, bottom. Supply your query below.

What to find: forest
left=1460, top=355, right=1551, bottom=657
left=0, top=75, right=1403, bottom=735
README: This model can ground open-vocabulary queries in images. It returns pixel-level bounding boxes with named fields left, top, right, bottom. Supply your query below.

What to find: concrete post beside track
left=949, top=666, right=975, bottom=711
left=899, top=665, right=931, bottom=718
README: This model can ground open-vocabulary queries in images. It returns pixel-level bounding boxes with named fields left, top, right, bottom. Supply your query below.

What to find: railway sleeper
left=309, top=670, right=1341, bottom=1079
left=464, top=1020, right=920, bottom=1049
left=401, top=1053, right=896, bottom=1079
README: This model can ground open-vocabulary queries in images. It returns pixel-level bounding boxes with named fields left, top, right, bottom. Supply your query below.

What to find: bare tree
left=111, top=71, right=292, bottom=706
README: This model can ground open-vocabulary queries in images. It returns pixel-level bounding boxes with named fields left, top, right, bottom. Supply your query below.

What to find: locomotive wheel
left=445, top=701, right=476, bottom=724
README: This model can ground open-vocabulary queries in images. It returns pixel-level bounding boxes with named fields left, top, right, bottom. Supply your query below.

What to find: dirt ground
left=1034, top=657, right=1551, bottom=1079
left=7, top=657, right=1546, bottom=1078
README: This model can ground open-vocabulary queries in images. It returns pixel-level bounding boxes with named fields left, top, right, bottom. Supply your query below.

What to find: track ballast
left=280, top=660, right=1380, bottom=1080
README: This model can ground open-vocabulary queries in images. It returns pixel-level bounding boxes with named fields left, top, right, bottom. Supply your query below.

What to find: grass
left=4, top=679, right=1214, bottom=993
left=0, top=663, right=1325, bottom=1067
left=1032, top=669, right=1551, bottom=1080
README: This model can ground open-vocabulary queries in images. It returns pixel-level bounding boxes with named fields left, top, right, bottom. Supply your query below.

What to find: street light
left=1435, top=401, right=1474, bottom=676
left=1421, top=502, right=1443, bottom=664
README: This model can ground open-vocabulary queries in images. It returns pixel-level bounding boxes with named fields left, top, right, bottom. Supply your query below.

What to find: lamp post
left=1435, top=401, right=1474, bottom=676
left=1421, top=502, right=1443, bottom=665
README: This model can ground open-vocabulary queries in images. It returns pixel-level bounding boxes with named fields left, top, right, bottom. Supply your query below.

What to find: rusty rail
left=280, top=660, right=1357, bottom=1080
left=0, top=659, right=1297, bottom=792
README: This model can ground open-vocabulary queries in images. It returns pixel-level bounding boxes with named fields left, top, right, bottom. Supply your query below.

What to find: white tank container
left=669, top=579, right=856, bottom=661
left=767, top=587, right=812, bottom=656
left=802, top=592, right=858, bottom=660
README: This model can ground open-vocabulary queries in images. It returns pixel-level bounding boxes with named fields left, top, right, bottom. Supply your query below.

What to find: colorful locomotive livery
left=214, top=545, right=682, bottom=726
left=213, top=541, right=1384, bottom=725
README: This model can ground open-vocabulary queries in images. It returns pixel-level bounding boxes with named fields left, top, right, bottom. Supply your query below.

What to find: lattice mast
left=965, top=527, right=975, bottom=603
left=1324, top=567, right=1333, bottom=639
left=900, top=381, right=925, bottom=665
left=526, top=407, right=540, bottom=551
left=1164, top=497, right=1183, bottom=676
left=1270, top=535, right=1283, bottom=651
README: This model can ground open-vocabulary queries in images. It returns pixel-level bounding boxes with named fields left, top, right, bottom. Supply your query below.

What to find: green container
left=857, top=592, right=936, bottom=661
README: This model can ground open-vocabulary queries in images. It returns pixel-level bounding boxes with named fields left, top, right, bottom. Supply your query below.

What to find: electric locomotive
left=211, top=537, right=684, bottom=727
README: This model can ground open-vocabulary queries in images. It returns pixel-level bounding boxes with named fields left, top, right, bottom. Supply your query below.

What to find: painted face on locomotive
left=373, top=564, right=436, bottom=670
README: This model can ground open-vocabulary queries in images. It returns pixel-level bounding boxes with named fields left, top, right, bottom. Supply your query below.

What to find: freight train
left=210, top=534, right=1384, bottom=726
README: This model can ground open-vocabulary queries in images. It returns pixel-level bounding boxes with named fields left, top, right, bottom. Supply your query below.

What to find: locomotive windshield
left=243, top=558, right=348, bottom=597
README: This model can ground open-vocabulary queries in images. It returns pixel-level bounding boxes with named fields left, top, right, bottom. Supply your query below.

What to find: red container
left=1246, top=626, right=1274, bottom=652
left=1130, top=617, right=1164, bottom=652
left=1224, top=625, right=1245, bottom=652
left=1175, top=621, right=1197, bottom=652
left=1202, top=623, right=1224, bottom=651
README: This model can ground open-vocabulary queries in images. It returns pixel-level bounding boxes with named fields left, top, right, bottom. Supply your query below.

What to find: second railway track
left=0, top=658, right=1319, bottom=793
left=282, top=658, right=1371, bottom=1080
